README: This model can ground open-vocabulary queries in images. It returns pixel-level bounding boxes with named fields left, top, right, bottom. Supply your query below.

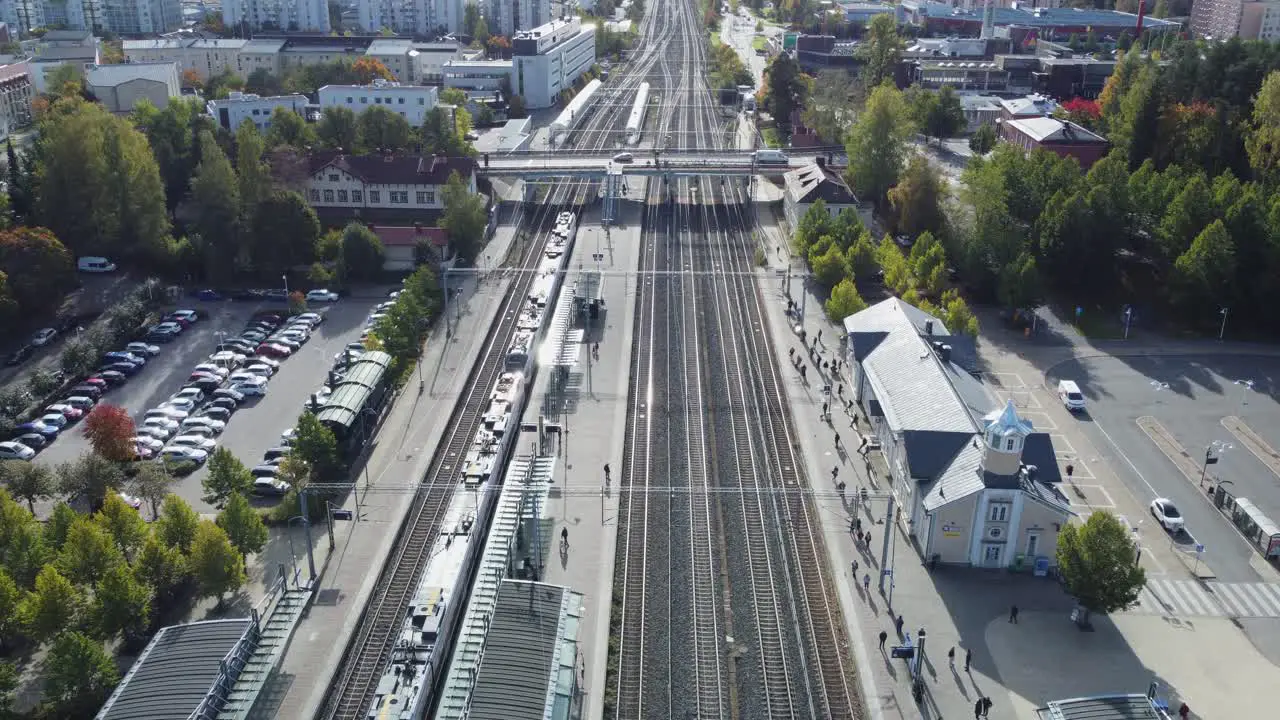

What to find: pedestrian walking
left=858, top=435, right=869, bottom=454
left=895, top=614, right=905, bottom=638
left=834, top=431, right=840, bottom=448
left=823, top=361, right=829, bottom=372
left=974, top=699, right=984, bottom=720
left=838, top=383, right=844, bottom=396
left=865, top=532, right=873, bottom=550
left=879, top=630, right=888, bottom=651
left=982, top=696, right=993, bottom=717
left=1009, top=604, right=1019, bottom=623
left=851, top=559, right=858, bottom=576
left=855, top=517, right=863, bottom=533
left=604, top=463, right=611, bottom=481
left=561, top=527, right=569, bottom=549
left=863, top=573, right=871, bottom=592
left=789, top=347, right=795, bottom=358
left=1066, top=463, right=1075, bottom=479
left=831, top=465, right=839, bottom=482
left=822, top=401, right=829, bottom=419
left=856, top=529, right=863, bottom=545
left=948, top=646, right=955, bottom=668
left=817, top=329, right=823, bottom=344
left=1178, top=702, right=1189, bottom=720
left=837, top=480, right=846, bottom=492
left=964, top=647, right=972, bottom=672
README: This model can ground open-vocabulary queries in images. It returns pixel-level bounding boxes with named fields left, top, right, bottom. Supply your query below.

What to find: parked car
left=182, top=416, right=225, bottom=434
left=125, top=342, right=161, bottom=357
left=168, top=435, right=216, bottom=452
left=38, top=413, right=68, bottom=429
left=265, top=336, right=301, bottom=351
left=256, top=343, right=292, bottom=358
left=294, top=312, right=323, bottom=326
left=103, top=351, right=146, bottom=365
left=169, top=309, right=199, bottom=324
left=172, top=388, right=205, bottom=404
left=93, top=370, right=128, bottom=387
left=210, top=350, right=248, bottom=367
left=30, top=328, right=58, bottom=346
left=142, top=416, right=182, bottom=432
left=145, top=328, right=179, bottom=343
left=100, top=361, right=143, bottom=376
left=241, top=331, right=268, bottom=343
left=63, top=396, right=96, bottom=411
left=133, top=436, right=164, bottom=453
left=69, top=384, right=103, bottom=400
left=0, top=441, right=35, bottom=460
left=16, top=421, right=58, bottom=439
left=215, top=340, right=255, bottom=354
left=252, top=477, right=290, bottom=496
left=206, top=397, right=239, bottom=414
left=231, top=377, right=268, bottom=396
left=251, top=356, right=280, bottom=371
left=196, top=289, right=224, bottom=301
left=117, top=492, right=144, bottom=510
left=13, top=433, right=48, bottom=450
left=161, top=397, right=198, bottom=413
left=46, top=404, right=84, bottom=421
left=196, top=406, right=232, bottom=423
left=280, top=427, right=297, bottom=446
left=263, top=446, right=291, bottom=462
left=1150, top=498, right=1185, bottom=533
left=306, top=289, right=339, bottom=302
left=211, top=388, right=245, bottom=404
left=137, top=425, right=173, bottom=442
left=146, top=406, right=189, bottom=421
left=154, top=321, right=184, bottom=334
left=244, top=363, right=275, bottom=378
left=160, top=446, right=208, bottom=464
left=251, top=464, right=280, bottom=478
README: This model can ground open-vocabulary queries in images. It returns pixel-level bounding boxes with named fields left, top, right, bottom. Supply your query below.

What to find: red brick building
left=999, top=116, right=1108, bottom=169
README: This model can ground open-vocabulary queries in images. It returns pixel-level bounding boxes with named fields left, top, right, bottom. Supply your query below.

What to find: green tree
left=998, top=251, right=1042, bottom=311
left=808, top=241, right=846, bottom=289
left=96, top=493, right=149, bottom=561
left=341, top=222, right=386, bottom=282
left=0, top=226, right=76, bottom=313
left=909, top=231, right=947, bottom=297
left=825, top=278, right=867, bottom=322
left=18, top=566, right=83, bottom=643
left=1, top=513, right=49, bottom=590
left=0, top=460, right=55, bottom=513
left=357, top=106, right=413, bottom=152
left=844, top=230, right=878, bottom=280
left=1056, top=511, right=1145, bottom=624
left=216, top=492, right=268, bottom=558
left=44, top=502, right=78, bottom=553
left=1246, top=71, right=1280, bottom=187
left=763, top=52, right=806, bottom=126
left=293, top=411, right=341, bottom=484
left=845, top=84, right=913, bottom=207
left=403, top=264, right=443, bottom=313
left=875, top=238, right=913, bottom=295
left=266, top=106, right=317, bottom=149
left=317, top=106, right=359, bottom=150
left=0, top=568, right=22, bottom=649
left=236, top=120, right=270, bottom=222
left=250, top=190, right=320, bottom=275
left=134, top=533, right=188, bottom=607
left=190, top=129, right=241, bottom=280
left=1156, top=172, right=1213, bottom=262
left=888, top=154, right=947, bottom=239
left=155, top=494, right=200, bottom=553
left=91, top=564, right=151, bottom=646
left=372, top=291, right=428, bottom=361
left=794, top=200, right=835, bottom=255
left=802, top=69, right=861, bottom=145
left=1174, top=219, right=1236, bottom=309
left=59, top=516, right=123, bottom=586
left=244, top=67, right=284, bottom=96
left=969, top=123, right=998, bottom=155
left=129, top=462, right=174, bottom=520
left=859, top=14, right=903, bottom=88
left=938, top=289, right=979, bottom=336
left=132, top=97, right=208, bottom=212
left=925, top=85, right=965, bottom=142
left=42, top=631, right=119, bottom=715
left=463, top=1, right=482, bottom=36
left=441, top=170, right=487, bottom=263
left=202, top=447, right=254, bottom=509
left=0, top=661, right=15, bottom=715
left=55, top=453, right=125, bottom=513
left=189, top=520, right=246, bottom=606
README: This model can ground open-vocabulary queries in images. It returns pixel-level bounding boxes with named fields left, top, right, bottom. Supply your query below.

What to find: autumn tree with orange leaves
left=83, top=404, right=137, bottom=462
left=352, top=57, right=396, bottom=84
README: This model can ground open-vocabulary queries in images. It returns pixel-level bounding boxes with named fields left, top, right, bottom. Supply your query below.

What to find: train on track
left=364, top=211, right=579, bottom=720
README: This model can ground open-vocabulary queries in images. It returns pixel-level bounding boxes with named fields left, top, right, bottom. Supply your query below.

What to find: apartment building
left=207, top=91, right=308, bottom=130
left=223, top=0, right=331, bottom=33
left=0, top=0, right=46, bottom=31
left=318, top=81, right=439, bottom=125
left=0, top=60, right=33, bottom=138
left=413, top=41, right=461, bottom=83
left=358, top=0, right=464, bottom=35
left=1193, top=0, right=1280, bottom=40
left=0, top=0, right=180, bottom=34
left=365, top=39, right=419, bottom=84
left=487, top=0, right=550, bottom=37
left=100, top=0, right=182, bottom=33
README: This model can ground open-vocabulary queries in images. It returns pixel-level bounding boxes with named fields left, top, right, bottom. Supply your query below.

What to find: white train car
left=626, top=82, right=650, bottom=145
left=549, top=80, right=603, bottom=145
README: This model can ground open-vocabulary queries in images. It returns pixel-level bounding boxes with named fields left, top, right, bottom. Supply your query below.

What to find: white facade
left=0, top=61, right=34, bottom=139
left=510, top=18, right=596, bottom=109
left=414, top=42, right=461, bottom=83
left=318, top=81, right=439, bottom=125
left=487, top=0, right=550, bottom=36
left=365, top=39, right=420, bottom=84
left=0, top=0, right=179, bottom=33
left=359, top=0, right=463, bottom=35
left=84, top=62, right=180, bottom=114
left=443, top=59, right=516, bottom=93
left=223, top=0, right=330, bottom=32
left=304, top=153, right=478, bottom=216
left=207, top=91, right=308, bottom=131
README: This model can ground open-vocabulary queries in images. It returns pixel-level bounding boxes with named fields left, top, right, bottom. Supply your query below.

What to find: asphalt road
left=1047, top=353, right=1280, bottom=584
left=32, top=295, right=383, bottom=515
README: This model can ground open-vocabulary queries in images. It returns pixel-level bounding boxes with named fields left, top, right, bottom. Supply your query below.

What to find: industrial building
left=445, top=17, right=596, bottom=110
left=358, top=0, right=465, bottom=36
left=207, top=92, right=309, bottom=131
left=222, top=0, right=331, bottom=33
left=84, top=62, right=180, bottom=114
left=317, top=81, right=440, bottom=125
left=899, top=0, right=1179, bottom=38
left=1000, top=115, right=1109, bottom=169
left=1191, top=0, right=1280, bottom=41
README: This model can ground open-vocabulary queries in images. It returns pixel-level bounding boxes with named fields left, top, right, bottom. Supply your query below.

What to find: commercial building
left=899, top=1, right=1179, bottom=38
left=487, top=0, right=550, bottom=37
left=318, top=81, right=439, bottom=125
left=27, top=30, right=101, bottom=94
left=222, top=0, right=331, bottom=33
left=414, top=41, right=462, bottom=83
left=1192, top=0, right=1280, bottom=41
left=843, top=298, right=1073, bottom=570
left=958, top=94, right=1002, bottom=131
left=0, top=0, right=180, bottom=34
left=85, top=62, right=180, bottom=114
left=912, top=53, right=1116, bottom=97
left=369, top=224, right=448, bottom=270
left=365, top=38, right=420, bottom=84
left=838, top=1, right=900, bottom=24
left=1000, top=116, right=1108, bottom=169
left=443, top=59, right=515, bottom=93
left=304, top=150, right=477, bottom=225
left=208, top=91, right=308, bottom=131
left=358, top=0, right=464, bottom=36
left=510, top=17, right=597, bottom=108
left=0, top=60, right=33, bottom=138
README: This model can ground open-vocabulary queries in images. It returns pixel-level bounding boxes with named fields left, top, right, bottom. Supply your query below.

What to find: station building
left=843, top=298, right=1073, bottom=571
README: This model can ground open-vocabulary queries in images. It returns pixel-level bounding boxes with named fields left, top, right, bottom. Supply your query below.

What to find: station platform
left=526, top=203, right=645, bottom=720
left=261, top=225, right=523, bottom=719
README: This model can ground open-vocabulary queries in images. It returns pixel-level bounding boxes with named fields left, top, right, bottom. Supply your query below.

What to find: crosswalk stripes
left=1129, top=578, right=1280, bottom=618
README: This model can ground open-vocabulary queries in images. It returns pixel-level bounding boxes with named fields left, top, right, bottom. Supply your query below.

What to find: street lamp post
left=1219, top=307, right=1229, bottom=341
left=1235, top=379, right=1254, bottom=416
left=282, top=274, right=289, bottom=298
left=1123, top=306, right=1133, bottom=340
left=1199, top=441, right=1232, bottom=487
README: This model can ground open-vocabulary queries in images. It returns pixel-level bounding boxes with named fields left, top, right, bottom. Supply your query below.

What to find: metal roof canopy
left=1036, top=694, right=1162, bottom=720
left=539, top=288, right=582, bottom=368
left=96, top=619, right=257, bottom=720
left=436, top=456, right=559, bottom=719
left=315, top=351, right=391, bottom=429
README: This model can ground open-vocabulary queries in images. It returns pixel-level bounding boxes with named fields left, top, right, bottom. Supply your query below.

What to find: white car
left=374, top=301, right=395, bottom=313
left=231, top=377, right=268, bottom=396
left=366, top=313, right=388, bottom=327
left=278, top=328, right=309, bottom=342
left=314, top=385, right=333, bottom=405
left=280, top=427, right=297, bottom=445
left=146, top=406, right=189, bottom=421
left=126, top=342, right=161, bottom=357
left=294, top=312, right=323, bottom=326
left=162, top=397, right=198, bottom=412
left=172, top=388, right=206, bottom=404
left=168, top=435, right=217, bottom=452
left=251, top=356, right=281, bottom=371
left=244, top=364, right=275, bottom=378
left=209, top=351, right=247, bottom=367
left=117, top=492, right=143, bottom=510
left=252, top=477, right=291, bottom=496
left=38, top=412, right=68, bottom=429
left=306, top=289, right=339, bottom=302
left=160, top=446, right=208, bottom=463
left=31, top=328, right=57, bottom=346
left=229, top=370, right=264, bottom=385
left=0, top=441, right=35, bottom=460
left=182, top=416, right=226, bottom=434
left=137, top=425, right=174, bottom=442
left=192, top=363, right=230, bottom=379
left=133, top=436, right=164, bottom=452
left=1150, top=498, right=1185, bottom=533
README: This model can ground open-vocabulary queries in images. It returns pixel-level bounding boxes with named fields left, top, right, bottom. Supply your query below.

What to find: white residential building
left=318, top=81, right=439, bottom=125
left=27, top=30, right=101, bottom=94
left=84, top=61, right=180, bottom=114
left=100, top=0, right=183, bottom=33
left=365, top=38, right=420, bottom=84
left=358, top=0, right=463, bottom=35
left=413, top=41, right=461, bottom=83
left=0, top=60, right=34, bottom=138
left=207, top=91, right=308, bottom=131
left=304, top=151, right=477, bottom=223
left=442, top=59, right=515, bottom=94
left=487, top=0, right=549, bottom=36
left=0, top=0, right=180, bottom=34
left=223, top=0, right=330, bottom=33
left=444, top=18, right=595, bottom=109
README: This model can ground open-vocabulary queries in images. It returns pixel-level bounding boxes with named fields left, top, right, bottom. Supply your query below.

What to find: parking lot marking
left=1020, top=410, right=1056, bottom=431
left=996, top=389, right=1042, bottom=409
left=1048, top=432, right=1075, bottom=454
left=1068, top=484, right=1116, bottom=509
left=990, top=372, right=1026, bottom=389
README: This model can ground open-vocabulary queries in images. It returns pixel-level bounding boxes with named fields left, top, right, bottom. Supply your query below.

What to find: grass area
left=709, top=29, right=722, bottom=48
left=761, top=127, right=783, bottom=148
left=752, top=35, right=767, bottom=51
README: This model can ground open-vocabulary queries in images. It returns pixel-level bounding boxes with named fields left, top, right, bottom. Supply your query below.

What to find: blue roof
left=913, top=2, right=1178, bottom=30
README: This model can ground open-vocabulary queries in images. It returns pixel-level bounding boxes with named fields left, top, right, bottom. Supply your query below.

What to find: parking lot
left=1046, top=353, right=1280, bottom=583
left=30, top=294, right=387, bottom=514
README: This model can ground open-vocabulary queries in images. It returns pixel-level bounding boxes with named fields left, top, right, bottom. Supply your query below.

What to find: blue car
left=103, top=351, right=145, bottom=365
left=100, top=362, right=143, bottom=376
left=16, top=421, right=59, bottom=438
left=197, top=289, right=224, bottom=301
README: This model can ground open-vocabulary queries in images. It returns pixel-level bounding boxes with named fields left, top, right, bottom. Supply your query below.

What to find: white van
left=1058, top=380, right=1085, bottom=412
left=77, top=256, right=117, bottom=273
left=754, top=149, right=789, bottom=164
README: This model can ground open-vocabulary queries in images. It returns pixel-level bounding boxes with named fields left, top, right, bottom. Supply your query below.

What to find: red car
left=82, top=376, right=109, bottom=389
left=256, top=342, right=293, bottom=358
left=163, top=314, right=192, bottom=328
left=46, top=404, right=84, bottom=420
